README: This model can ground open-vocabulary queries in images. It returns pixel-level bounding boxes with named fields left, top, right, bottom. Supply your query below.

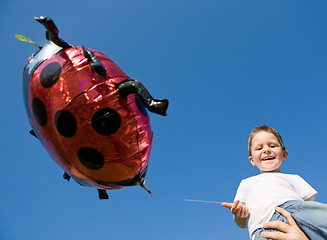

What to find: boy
left=222, top=125, right=327, bottom=240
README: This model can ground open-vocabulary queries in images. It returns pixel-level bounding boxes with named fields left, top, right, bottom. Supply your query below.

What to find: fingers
left=263, top=207, right=295, bottom=230
left=221, top=202, right=233, bottom=209
left=230, top=200, right=241, bottom=213
left=263, top=220, right=289, bottom=233
left=231, top=201, right=249, bottom=218
left=262, top=207, right=293, bottom=234
left=221, top=201, right=249, bottom=218
left=275, top=207, right=297, bottom=226
left=221, top=200, right=240, bottom=209
left=261, top=231, right=285, bottom=240
left=262, top=207, right=309, bottom=240
left=235, top=204, right=249, bottom=218
left=221, top=200, right=239, bottom=211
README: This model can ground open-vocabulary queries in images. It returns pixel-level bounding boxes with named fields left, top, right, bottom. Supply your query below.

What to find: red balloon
left=22, top=16, right=168, bottom=199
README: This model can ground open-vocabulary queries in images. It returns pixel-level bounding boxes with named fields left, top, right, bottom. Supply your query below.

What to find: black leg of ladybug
left=139, top=178, right=152, bottom=196
left=117, top=80, right=169, bottom=116
left=63, top=172, right=71, bottom=182
left=82, top=46, right=107, bottom=79
left=29, top=129, right=38, bottom=138
left=34, top=16, right=71, bottom=49
left=97, top=189, right=109, bottom=200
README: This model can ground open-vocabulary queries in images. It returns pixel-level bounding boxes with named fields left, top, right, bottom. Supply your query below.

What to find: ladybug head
left=23, top=43, right=63, bottom=117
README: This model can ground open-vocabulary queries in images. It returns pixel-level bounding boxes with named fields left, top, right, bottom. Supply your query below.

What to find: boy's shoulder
left=240, top=174, right=261, bottom=183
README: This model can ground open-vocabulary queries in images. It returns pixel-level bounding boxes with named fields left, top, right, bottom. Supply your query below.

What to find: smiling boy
left=222, top=125, right=327, bottom=240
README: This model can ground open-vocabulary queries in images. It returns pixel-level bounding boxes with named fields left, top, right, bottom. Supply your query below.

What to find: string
left=183, top=198, right=222, bottom=204
left=152, top=195, right=222, bottom=204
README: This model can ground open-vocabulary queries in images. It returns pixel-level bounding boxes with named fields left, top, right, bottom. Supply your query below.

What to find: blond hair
left=248, top=125, right=286, bottom=156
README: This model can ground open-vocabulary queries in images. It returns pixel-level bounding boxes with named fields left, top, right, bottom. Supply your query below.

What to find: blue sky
left=1, top=1, right=327, bottom=239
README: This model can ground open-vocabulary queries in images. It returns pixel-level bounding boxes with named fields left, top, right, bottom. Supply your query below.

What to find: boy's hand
left=261, top=207, right=309, bottom=240
left=221, top=200, right=249, bottom=219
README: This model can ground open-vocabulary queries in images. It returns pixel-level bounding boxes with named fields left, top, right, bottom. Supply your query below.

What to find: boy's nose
left=263, top=148, right=271, bottom=153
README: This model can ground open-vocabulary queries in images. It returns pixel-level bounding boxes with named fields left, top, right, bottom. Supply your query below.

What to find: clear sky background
left=1, top=1, right=327, bottom=239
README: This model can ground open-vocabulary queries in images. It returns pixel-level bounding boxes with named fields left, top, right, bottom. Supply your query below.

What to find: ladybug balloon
left=21, top=16, right=168, bottom=199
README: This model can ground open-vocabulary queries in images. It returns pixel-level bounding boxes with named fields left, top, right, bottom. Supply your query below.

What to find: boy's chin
left=260, top=169, right=281, bottom=173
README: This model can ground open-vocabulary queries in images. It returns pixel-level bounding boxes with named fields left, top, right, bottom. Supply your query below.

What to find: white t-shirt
left=234, top=173, right=317, bottom=237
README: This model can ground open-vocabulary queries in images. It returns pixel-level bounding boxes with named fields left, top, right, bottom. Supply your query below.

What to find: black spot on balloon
left=54, top=110, right=77, bottom=138
left=135, top=95, right=148, bottom=117
left=78, top=147, right=105, bottom=170
left=32, top=98, right=47, bottom=126
left=40, top=62, right=61, bottom=88
left=92, top=108, right=121, bottom=135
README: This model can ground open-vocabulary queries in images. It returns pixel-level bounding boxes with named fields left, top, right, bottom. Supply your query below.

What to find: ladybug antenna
left=34, top=16, right=71, bottom=49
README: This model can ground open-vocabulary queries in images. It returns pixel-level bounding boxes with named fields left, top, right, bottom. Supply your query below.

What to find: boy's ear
left=249, top=156, right=256, bottom=166
left=283, top=150, right=288, bottom=160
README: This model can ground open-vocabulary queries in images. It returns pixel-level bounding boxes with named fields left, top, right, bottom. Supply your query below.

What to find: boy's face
left=249, top=131, right=288, bottom=173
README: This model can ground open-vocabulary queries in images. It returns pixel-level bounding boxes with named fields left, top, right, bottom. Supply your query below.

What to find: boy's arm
left=222, top=200, right=249, bottom=228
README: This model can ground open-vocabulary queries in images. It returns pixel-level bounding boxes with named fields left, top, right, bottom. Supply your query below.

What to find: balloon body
left=23, top=43, right=153, bottom=191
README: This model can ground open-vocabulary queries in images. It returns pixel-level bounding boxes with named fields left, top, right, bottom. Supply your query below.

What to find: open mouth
left=262, top=156, right=275, bottom=161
